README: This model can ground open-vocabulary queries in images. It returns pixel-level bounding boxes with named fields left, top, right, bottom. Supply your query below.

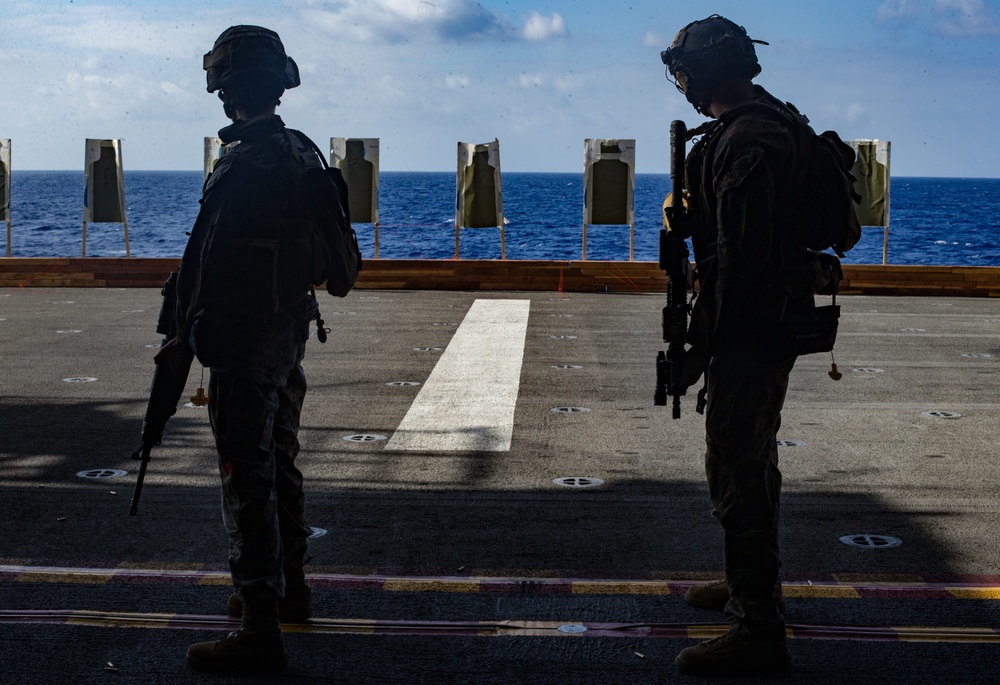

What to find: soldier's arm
left=710, top=126, right=790, bottom=338
left=174, top=157, right=252, bottom=341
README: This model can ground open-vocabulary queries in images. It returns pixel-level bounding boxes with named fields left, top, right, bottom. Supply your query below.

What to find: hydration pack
left=742, top=96, right=862, bottom=257
left=287, top=130, right=363, bottom=298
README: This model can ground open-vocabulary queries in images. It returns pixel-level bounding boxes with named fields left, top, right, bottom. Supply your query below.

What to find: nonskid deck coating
left=1, top=286, right=999, bottom=683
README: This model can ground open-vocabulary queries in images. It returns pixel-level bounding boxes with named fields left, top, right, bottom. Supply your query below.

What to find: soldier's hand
left=153, top=337, right=179, bottom=364
left=679, top=345, right=710, bottom=391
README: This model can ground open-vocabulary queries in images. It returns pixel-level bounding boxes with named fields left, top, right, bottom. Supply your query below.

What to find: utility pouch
left=772, top=304, right=840, bottom=357
left=189, top=317, right=228, bottom=368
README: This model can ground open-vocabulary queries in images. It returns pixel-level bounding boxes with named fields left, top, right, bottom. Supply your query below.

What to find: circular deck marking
left=52, top=301, right=75, bottom=304
left=144, top=343, right=162, bottom=348
left=900, top=328, right=926, bottom=332
left=552, top=477, right=604, bottom=488
left=549, top=314, right=574, bottom=318
left=183, top=402, right=207, bottom=409
left=840, top=534, right=902, bottom=549
left=63, top=377, right=97, bottom=383
left=961, top=353, right=993, bottom=359
left=120, top=309, right=146, bottom=313
left=550, top=364, right=583, bottom=370
left=852, top=368, right=885, bottom=374
left=432, top=322, right=459, bottom=327
left=386, top=381, right=421, bottom=387
left=342, top=434, right=387, bottom=442
left=922, top=411, right=961, bottom=419
left=308, top=527, right=328, bottom=539
left=77, top=469, right=127, bottom=480
left=557, top=624, right=588, bottom=634
left=551, top=407, right=590, bottom=414
left=413, top=347, right=443, bottom=352
left=550, top=335, right=577, bottom=340
left=777, top=439, right=806, bottom=447
left=56, top=330, right=83, bottom=334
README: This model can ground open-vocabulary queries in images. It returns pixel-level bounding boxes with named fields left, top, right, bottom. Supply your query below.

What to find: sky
left=1, top=0, right=998, bottom=176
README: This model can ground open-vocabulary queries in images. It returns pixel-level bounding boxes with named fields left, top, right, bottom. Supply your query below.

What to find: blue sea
left=4, top=171, right=999, bottom=266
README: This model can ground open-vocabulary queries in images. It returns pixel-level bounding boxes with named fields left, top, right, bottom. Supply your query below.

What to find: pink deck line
left=3, top=565, right=1000, bottom=599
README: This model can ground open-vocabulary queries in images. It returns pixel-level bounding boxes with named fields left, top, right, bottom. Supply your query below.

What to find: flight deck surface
left=1, top=287, right=998, bottom=683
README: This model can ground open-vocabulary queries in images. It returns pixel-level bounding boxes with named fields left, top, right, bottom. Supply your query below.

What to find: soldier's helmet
left=660, top=15, right=767, bottom=96
left=203, top=25, right=300, bottom=100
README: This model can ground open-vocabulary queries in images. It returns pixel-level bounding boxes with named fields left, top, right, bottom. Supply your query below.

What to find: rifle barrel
left=129, top=444, right=152, bottom=516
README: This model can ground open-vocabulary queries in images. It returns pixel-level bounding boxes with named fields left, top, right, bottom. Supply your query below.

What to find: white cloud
left=445, top=74, right=470, bottom=89
left=874, top=0, right=1000, bottom=34
left=297, top=0, right=514, bottom=43
left=9, top=5, right=206, bottom=59
left=523, top=11, right=566, bottom=41
left=933, top=0, right=1000, bottom=35
left=876, top=0, right=923, bottom=24
left=518, top=73, right=546, bottom=88
left=643, top=30, right=663, bottom=48
left=552, top=74, right=581, bottom=93
left=845, top=102, right=866, bottom=123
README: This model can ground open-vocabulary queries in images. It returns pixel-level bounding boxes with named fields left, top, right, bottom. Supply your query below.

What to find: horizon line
left=8, top=169, right=999, bottom=181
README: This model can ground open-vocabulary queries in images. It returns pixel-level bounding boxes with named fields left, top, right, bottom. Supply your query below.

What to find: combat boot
left=683, top=580, right=730, bottom=611
left=227, top=587, right=313, bottom=622
left=675, top=623, right=791, bottom=677
left=188, top=600, right=287, bottom=674
left=684, top=579, right=786, bottom=613
left=227, top=568, right=313, bottom=622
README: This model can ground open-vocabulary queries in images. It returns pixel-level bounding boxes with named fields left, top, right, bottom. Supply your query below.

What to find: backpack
left=739, top=97, right=862, bottom=257
left=288, top=131, right=363, bottom=298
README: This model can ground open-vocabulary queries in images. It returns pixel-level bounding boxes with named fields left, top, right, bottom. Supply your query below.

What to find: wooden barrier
left=1, top=258, right=999, bottom=297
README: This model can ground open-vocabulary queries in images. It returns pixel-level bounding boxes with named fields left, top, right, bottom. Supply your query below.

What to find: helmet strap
left=218, top=91, right=237, bottom=121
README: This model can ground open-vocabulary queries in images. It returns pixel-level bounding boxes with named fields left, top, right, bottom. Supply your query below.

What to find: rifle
left=129, top=272, right=194, bottom=516
left=655, top=120, right=695, bottom=419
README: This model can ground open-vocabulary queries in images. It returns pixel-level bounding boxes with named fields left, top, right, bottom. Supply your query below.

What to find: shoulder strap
left=287, top=130, right=353, bottom=225
left=286, top=129, right=330, bottom=170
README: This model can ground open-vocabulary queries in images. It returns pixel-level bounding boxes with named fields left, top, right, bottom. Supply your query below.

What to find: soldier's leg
left=188, top=370, right=287, bottom=673
left=272, top=362, right=312, bottom=619
left=704, top=351, right=795, bottom=632
left=208, top=370, right=284, bottom=626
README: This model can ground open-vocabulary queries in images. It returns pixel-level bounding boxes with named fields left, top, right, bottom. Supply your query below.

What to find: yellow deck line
left=383, top=578, right=481, bottom=593
left=571, top=581, right=672, bottom=595
left=4, top=565, right=1000, bottom=599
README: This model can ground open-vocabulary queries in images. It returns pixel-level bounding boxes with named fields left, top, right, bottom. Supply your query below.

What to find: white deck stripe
left=386, top=299, right=530, bottom=452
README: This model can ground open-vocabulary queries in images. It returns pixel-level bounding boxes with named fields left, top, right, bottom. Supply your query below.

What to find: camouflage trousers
left=208, top=359, right=312, bottom=604
left=704, top=350, right=796, bottom=633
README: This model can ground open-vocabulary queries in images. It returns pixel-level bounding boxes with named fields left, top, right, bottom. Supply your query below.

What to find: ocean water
left=4, top=171, right=999, bottom=266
